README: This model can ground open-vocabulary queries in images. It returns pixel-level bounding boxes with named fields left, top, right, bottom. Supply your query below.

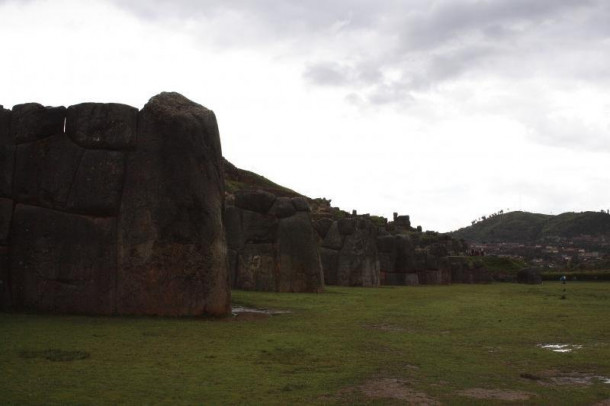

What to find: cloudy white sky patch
left=1, top=0, right=608, bottom=231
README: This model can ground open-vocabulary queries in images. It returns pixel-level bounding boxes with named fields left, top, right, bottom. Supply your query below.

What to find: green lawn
left=1, top=283, right=609, bottom=405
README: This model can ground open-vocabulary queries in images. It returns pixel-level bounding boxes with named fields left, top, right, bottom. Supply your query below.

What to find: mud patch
left=458, top=388, right=533, bottom=401
left=322, top=378, right=439, bottom=405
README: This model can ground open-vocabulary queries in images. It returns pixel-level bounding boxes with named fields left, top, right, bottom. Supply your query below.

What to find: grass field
left=1, top=283, right=609, bottom=405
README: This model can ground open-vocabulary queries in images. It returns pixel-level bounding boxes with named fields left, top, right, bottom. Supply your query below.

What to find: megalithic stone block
left=117, top=92, right=230, bottom=316
left=13, top=134, right=83, bottom=209
left=11, top=103, right=65, bottom=144
left=277, top=212, right=323, bottom=292
left=9, top=204, right=117, bottom=314
left=66, top=103, right=137, bottom=150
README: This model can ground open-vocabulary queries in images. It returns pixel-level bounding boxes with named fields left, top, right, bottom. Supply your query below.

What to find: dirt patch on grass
left=323, top=378, right=439, bottom=405
left=19, top=349, right=90, bottom=362
left=457, top=388, right=533, bottom=401
left=593, top=399, right=610, bottom=406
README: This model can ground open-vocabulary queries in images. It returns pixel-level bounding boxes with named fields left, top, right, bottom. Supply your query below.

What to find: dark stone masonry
left=317, top=218, right=380, bottom=287
left=0, top=92, right=491, bottom=315
left=312, top=204, right=484, bottom=287
left=0, top=93, right=231, bottom=316
left=225, top=190, right=324, bottom=292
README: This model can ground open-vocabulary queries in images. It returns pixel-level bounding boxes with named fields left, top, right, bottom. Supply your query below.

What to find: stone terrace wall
left=225, top=190, right=324, bottom=292
left=0, top=93, right=231, bottom=316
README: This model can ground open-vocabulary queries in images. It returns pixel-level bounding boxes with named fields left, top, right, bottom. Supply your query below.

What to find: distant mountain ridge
left=450, top=211, right=610, bottom=243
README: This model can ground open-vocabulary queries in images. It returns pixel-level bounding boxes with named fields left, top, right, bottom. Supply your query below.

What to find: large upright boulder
left=118, top=93, right=230, bottom=316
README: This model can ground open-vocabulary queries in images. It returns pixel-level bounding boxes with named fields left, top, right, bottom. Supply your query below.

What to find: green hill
left=451, top=210, right=610, bottom=243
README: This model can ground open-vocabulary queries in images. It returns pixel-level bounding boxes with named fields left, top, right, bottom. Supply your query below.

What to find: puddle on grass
left=537, top=344, right=583, bottom=353
left=527, top=370, right=610, bottom=386
left=549, top=374, right=610, bottom=386
left=231, top=306, right=291, bottom=316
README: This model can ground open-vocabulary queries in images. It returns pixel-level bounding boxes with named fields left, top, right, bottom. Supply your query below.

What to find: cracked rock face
left=1, top=93, right=231, bottom=316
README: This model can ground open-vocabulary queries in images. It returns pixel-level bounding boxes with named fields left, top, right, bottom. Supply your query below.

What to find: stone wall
left=0, top=93, right=231, bottom=316
left=315, top=218, right=380, bottom=287
left=379, top=234, right=490, bottom=285
left=225, top=190, right=324, bottom=292
left=311, top=210, right=484, bottom=287
left=309, top=202, right=485, bottom=287
left=309, top=205, right=484, bottom=286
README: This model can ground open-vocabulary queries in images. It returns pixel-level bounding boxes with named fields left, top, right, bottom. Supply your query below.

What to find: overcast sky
left=1, top=0, right=609, bottom=232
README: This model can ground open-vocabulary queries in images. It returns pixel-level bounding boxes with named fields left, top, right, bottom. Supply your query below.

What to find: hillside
left=451, top=210, right=610, bottom=243
left=222, top=158, right=380, bottom=223
left=223, top=158, right=302, bottom=197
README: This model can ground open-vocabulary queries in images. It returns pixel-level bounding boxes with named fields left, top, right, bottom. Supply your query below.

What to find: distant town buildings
left=470, top=235, right=609, bottom=269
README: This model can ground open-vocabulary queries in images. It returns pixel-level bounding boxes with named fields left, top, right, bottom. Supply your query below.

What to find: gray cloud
left=110, top=0, right=610, bottom=151
left=400, top=0, right=598, bottom=49
left=111, top=1, right=610, bottom=84
left=109, top=0, right=389, bottom=36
